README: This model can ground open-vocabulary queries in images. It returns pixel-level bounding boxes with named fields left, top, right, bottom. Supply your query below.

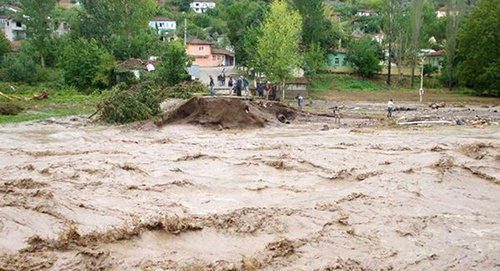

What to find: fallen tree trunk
left=398, top=120, right=452, bottom=126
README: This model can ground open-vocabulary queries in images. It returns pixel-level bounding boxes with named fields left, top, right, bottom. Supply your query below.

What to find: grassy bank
left=309, top=74, right=500, bottom=104
left=0, top=84, right=101, bottom=124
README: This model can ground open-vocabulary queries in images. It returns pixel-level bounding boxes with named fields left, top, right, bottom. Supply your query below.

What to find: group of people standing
left=210, top=74, right=277, bottom=99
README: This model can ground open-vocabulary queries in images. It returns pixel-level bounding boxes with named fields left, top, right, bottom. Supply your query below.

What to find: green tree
left=457, top=0, right=500, bottom=95
left=0, top=33, right=10, bottom=60
left=242, top=26, right=261, bottom=70
left=303, top=43, right=325, bottom=76
left=292, top=0, right=339, bottom=50
left=59, top=38, right=104, bottom=89
left=2, top=43, right=38, bottom=83
left=19, top=0, right=57, bottom=67
left=409, top=0, right=423, bottom=88
left=346, top=36, right=382, bottom=78
left=256, top=0, right=302, bottom=100
left=77, top=0, right=157, bottom=59
left=445, top=0, right=466, bottom=91
left=220, top=0, right=267, bottom=66
left=92, top=52, right=117, bottom=88
left=156, top=39, right=192, bottom=86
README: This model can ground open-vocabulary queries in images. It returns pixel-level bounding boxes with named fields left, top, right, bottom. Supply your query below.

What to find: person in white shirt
left=387, top=99, right=395, bottom=117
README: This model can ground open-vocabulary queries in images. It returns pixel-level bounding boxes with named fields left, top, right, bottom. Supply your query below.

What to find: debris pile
left=158, top=97, right=298, bottom=129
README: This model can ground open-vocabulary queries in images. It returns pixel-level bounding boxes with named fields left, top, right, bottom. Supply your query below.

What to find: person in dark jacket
left=235, top=76, right=243, bottom=96
left=209, top=75, right=215, bottom=96
left=257, top=80, right=264, bottom=98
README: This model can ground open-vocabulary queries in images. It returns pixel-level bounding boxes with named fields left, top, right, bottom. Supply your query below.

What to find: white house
left=190, top=1, right=216, bottom=14
left=356, top=8, right=379, bottom=17
left=0, top=15, right=26, bottom=41
left=148, top=17, right=176, bottom=33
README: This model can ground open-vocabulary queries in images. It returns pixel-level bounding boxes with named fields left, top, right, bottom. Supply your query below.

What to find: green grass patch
left=0, top=84, right=101, bottom=124
left=310, top=74, right=386, bottom=93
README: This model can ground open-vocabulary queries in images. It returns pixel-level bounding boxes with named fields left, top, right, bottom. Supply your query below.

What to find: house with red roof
left=186, top=39, right=234, bottom=67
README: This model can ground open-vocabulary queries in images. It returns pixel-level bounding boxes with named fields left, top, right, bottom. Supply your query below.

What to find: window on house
left=343, top=60, right=347, bottom=66
left=212, top=56, right=217, bottom=61
left=335, top=58, right=340, bottom=64
left=199, top=46, right=205, bottom=51
left=16, top=21, right=22, bottom=27
left=159, top=23, right=163, bottom=27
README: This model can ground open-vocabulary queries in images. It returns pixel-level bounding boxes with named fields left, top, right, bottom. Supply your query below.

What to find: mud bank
left=158, top=97, right=298, bottom=129
left=0, top=119, right=499, bottom=270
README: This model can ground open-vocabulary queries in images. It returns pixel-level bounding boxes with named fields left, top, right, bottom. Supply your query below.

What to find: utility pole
left=184, top=17, right=187, bottom=45
left=419, top=57, right=425, bottom=103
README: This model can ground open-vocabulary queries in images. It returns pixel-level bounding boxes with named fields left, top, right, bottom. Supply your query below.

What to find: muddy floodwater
left=0, top=119, right=499, bottom=270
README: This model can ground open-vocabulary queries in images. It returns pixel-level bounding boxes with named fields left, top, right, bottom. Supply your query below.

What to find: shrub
left=99, top=82, right=163, bottom=124
left=0, top=102, right=23, bottom=115
left=92, top=52, right=116, bottom=88
left=2, top=43, right=39, bottom=83
left=346, top=36, right=382, bottom=78
left=59, top=38, right=104, bottom=90
left=164, top=81, right=209, bottom=99
left=0, top=33, right=10, bottom=60
left=156, top=39, right=192, bottom=86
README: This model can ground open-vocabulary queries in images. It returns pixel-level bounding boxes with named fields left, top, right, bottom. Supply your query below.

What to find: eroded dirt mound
left=158, top=97, right=298, bottom=129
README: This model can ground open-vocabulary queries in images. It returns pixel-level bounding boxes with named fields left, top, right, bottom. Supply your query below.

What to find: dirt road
left=0, top=115, right=499, bottom=270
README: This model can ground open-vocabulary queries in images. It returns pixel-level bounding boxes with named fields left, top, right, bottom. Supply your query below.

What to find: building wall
left=427, top=56, right=444, bottom=68
left=187, top=43, right=234, bottom=67
left=1, top=18, right=26, bottom=41
left=148, top=20, right=176, bottom=31
left=190, top=2, right=216, bottom=13
left=283, top=84, right=309, bottom=99
left=327, top=53, right=351, bottom=68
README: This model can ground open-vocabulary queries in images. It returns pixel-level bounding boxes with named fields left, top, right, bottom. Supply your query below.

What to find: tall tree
left=156, top=39, right=192, bottom=86
left=346, top=36, right=383, bottom=78
left=383, top=0, right=396, bottom=85
left=256, top=0, right=302, bottom=100
left=444, top=0, right=465, bottom=90
left=0, top=32, right=10, bottom=60
left=410, top=0, right=423, bottom=88
left=221, top=0, right=266, bottom=66
left=291, top=0, right=338, bottom=51
left=457, top=0, right=500, bottom=95
left=77, top=0, right=157, bottom=59
left=19, top=0, right=57, bottom=67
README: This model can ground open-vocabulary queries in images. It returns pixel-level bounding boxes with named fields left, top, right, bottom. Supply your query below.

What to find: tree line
left=0, top=0, right=498, bottom=95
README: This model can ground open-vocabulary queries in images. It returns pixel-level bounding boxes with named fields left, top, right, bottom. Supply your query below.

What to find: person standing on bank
left=387, top=99, right=395, bottom=117
left=209, top=75, right=215, bottom=97
left=296, top=93, right=305, bottom=110
left=243, top=77, right=250, bottom=96
left=264, top=81, right=271, bottom=100
left=235, top=76, right=243, bottom=97
left=257, top=80, right=264, bottom=98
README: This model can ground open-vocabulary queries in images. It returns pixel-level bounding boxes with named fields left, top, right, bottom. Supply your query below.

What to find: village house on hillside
left=148, top=17, right=176, bottom=33
left=0, top=15, right=26, bottom=41
left=0, top=4, right=69, bottom=41
left=190, top=1, right=216, bottom=14
left=356, top=8, right=380, bottom=17
left=436, top=6, right=460, bottom=18
left=186, top=38, right=234, bottom=67
left=426, top=50, right=445, bottom=68
left=326, top=47, right=352, bottom=70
